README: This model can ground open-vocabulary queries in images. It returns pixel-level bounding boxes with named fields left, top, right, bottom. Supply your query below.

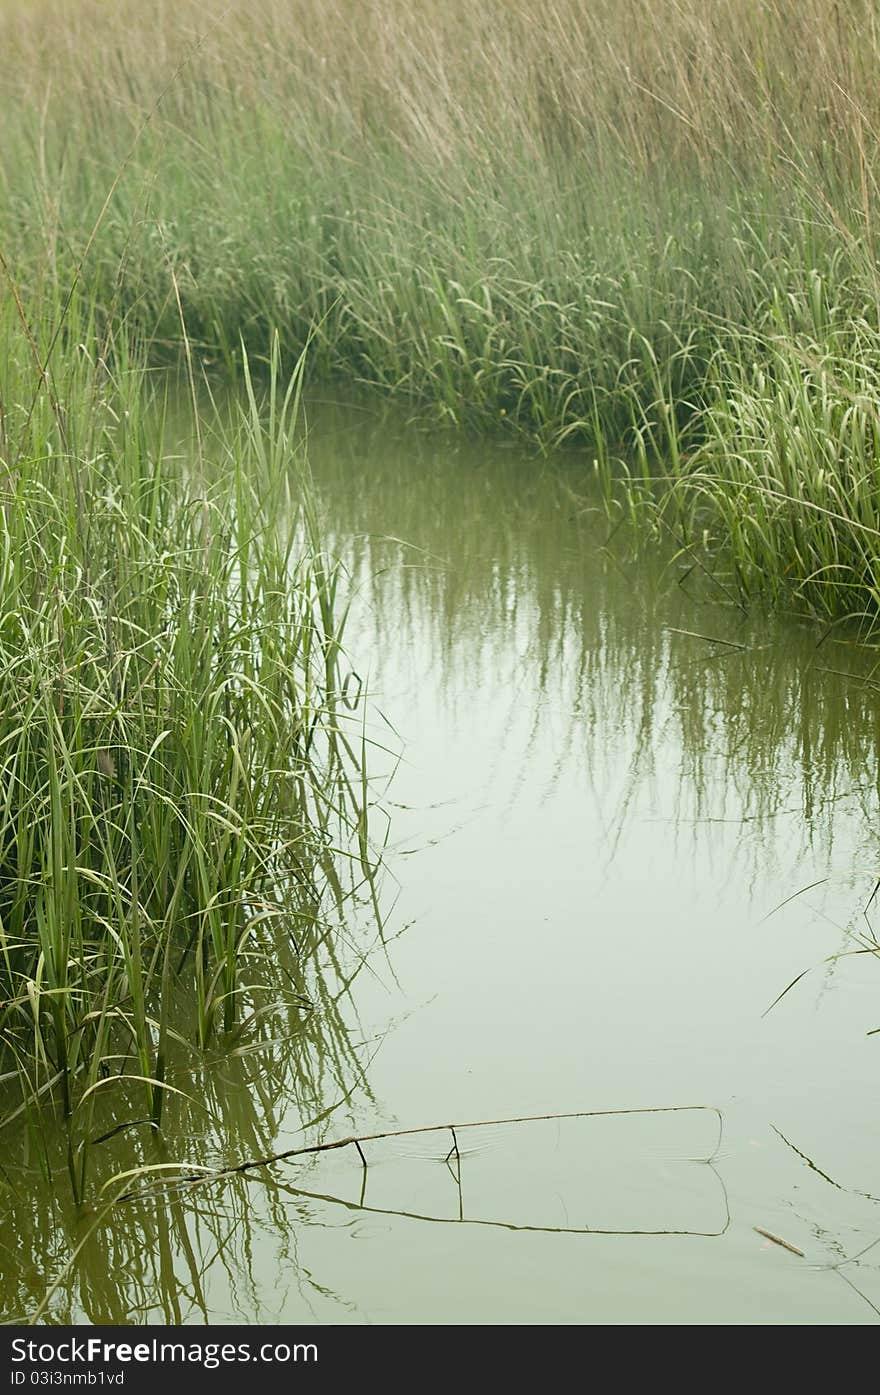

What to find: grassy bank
left=3, top=3, right=880, bottom=624
left=1, top=3, right=879, bottom=624
left=0, top=280, right=371, bottom=1196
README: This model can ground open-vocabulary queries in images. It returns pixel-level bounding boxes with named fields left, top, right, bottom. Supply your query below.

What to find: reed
left=0, top=284, right=369, bottom=1198
left=2, top=1, right=877, bottom=623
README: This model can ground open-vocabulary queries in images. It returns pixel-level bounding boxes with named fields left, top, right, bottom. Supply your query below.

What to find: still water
left=5, top=397, right=880, bottom=1323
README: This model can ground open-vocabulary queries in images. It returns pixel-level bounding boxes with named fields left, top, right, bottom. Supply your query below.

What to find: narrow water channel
left=5, top=396, right=880, bottom=1323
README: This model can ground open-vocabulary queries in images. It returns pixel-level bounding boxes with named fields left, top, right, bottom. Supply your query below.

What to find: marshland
left=1, top=0, right=880, bottom=1324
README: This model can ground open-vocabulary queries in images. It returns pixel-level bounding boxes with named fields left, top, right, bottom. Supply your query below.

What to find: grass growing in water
left=3, top=1, right=880, bottom=625
left=0, top=296, right=371, bottom=1201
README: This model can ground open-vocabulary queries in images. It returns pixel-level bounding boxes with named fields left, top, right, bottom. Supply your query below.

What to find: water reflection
left=3, top=394, right=880, bottom=1324
left=305, top=397, right=880, bottom=871
left=0, top=878, right=380, bottom=1322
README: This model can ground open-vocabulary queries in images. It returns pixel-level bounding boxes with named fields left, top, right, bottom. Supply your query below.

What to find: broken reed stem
left=444, top=1125, right=461, bottom=1164
left=753, top=1226, right=805, bottom=1257
left=123, top=1104, right=723, bottom=1200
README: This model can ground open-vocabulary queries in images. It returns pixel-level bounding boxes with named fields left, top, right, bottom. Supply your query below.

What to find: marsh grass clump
left=0, top=298, right=370, bottom=1197
left=665, top=316, right=880, bottom=627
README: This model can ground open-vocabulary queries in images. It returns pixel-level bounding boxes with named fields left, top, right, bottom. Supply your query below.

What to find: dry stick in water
left=125, top=1104, right=722, bottom=1200
left=665, top=627, right=750, bottom=651
left=753, top=1226, right=805, bottom=1257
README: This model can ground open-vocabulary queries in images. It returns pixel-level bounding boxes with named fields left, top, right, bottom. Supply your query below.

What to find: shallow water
left=5, top=397, right=880, bottom=1324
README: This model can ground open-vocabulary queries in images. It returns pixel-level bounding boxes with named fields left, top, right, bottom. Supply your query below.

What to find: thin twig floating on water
left=753, top=1226, right=805, bottom=1257
left=664, top=627, right=749, bottom=651
left=815, top=666, right=880, bottom=693
left=116, top=1104, right=723, bottom=1200
left=772, top=1124, right=880, bottom=1208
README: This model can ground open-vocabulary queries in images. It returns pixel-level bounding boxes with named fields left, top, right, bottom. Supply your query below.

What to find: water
left=4, top=396, right=880, bottom=1324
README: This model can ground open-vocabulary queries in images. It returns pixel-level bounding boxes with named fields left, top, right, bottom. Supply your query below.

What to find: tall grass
left=2, top=1, right=878, bottom=624
left=0, top=282, right=371, bottom=1200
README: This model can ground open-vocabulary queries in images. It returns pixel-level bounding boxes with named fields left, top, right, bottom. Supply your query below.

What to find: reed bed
left=0, top=281, right=371, bottom=1197
left=2, top=0, right=878, bottom=625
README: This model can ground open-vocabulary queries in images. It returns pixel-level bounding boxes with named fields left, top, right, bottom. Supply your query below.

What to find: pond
left=4, top=395, right=880, bottom=1324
